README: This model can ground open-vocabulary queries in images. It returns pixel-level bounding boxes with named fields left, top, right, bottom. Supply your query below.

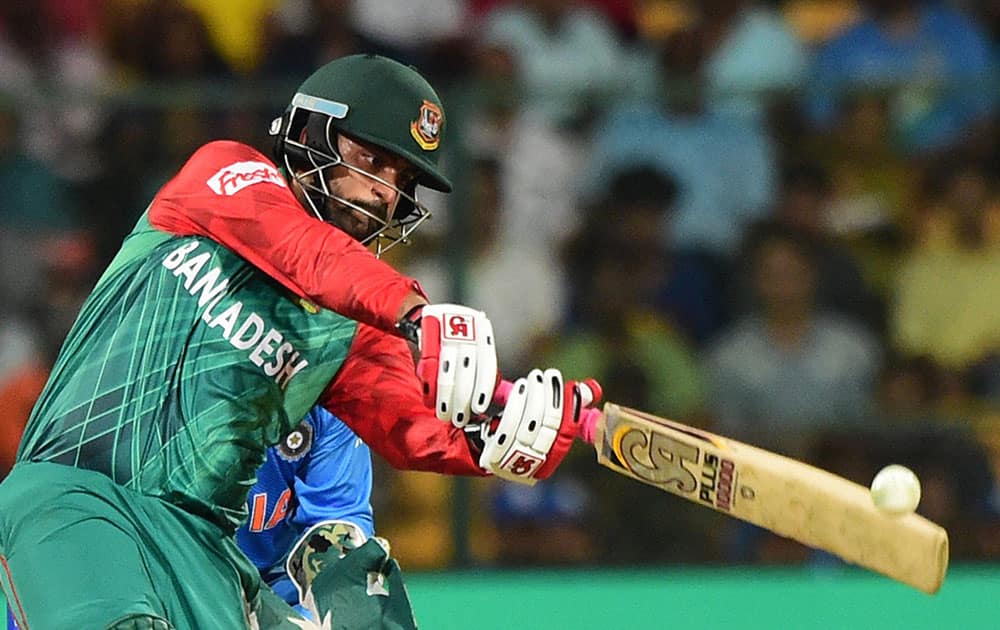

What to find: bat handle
left=493, top=379, right=601, bottom=445
left=577, top=407, right=601, bottom=445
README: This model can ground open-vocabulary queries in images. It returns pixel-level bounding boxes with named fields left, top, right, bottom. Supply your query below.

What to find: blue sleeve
left=289, top=408, right=375, bottom=538
left=251, top=407, right=375, bottom=608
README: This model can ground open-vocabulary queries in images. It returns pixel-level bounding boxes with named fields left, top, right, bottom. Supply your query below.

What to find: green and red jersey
left=17, top=141, right=483, bottom=532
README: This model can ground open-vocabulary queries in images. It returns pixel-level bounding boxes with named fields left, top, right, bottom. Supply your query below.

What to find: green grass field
left=4, top=565, right=997, bottom=628
left=404, top=565, right=999, bottom=630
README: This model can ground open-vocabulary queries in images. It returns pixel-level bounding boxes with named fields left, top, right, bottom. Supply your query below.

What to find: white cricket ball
left=870, top=464, right=921, bottom=516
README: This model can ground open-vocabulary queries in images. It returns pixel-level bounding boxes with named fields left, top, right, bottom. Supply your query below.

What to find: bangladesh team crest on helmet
left=410, top=99, right=442, bottom=151
left=278, top=421, right=314, bottom=462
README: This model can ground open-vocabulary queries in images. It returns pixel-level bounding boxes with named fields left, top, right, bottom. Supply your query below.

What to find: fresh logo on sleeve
left=207, top=161, right=287, bottom=196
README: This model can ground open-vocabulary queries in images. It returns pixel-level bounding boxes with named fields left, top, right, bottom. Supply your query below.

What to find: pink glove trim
left=492, top=379, right=513, bottom=405
left=578, top=408, right=601, bottom=445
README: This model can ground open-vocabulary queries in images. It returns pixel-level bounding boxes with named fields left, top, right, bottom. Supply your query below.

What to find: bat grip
left=493, top=379, right=600, bottom=445
left=577, top=407, right=601, bottom=445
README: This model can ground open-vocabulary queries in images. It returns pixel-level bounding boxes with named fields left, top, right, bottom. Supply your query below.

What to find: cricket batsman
left=0, top=54, right=598, bottom=628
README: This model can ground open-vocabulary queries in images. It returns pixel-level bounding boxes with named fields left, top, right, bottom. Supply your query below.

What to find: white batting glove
left=479, top=370, right=602, bottom=484
left=398, top=303, right=498, bottom=427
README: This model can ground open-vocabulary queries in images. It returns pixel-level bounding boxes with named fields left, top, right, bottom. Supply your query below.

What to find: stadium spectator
left=806, top=0, right=997, bottom=156
left=470, top=0, right=640, bottom=39
left=540, top=164, right=707, bottom=417
left=40, top=0, right=105, bottom=41
left=128, top=0, right=233, bottom=79
left=0, top=109, right=78, bottom=307
left=730, top=160, right=888, bottom=337
left=257, top=0, right=390, bottom=79
left=891, top=160, right=1000, bottom=378
left=781, top=0, right=862, bottom=45
left=582, top=24, right=776, bottom=258
left=0, top=1, right=109, bottom=182
left=478, top=0, right=639, bottom=128
left=180, top=0, right=275, bottom=74
left=0, top=366, right=45, bottom=481
left=876, top=352, right=954, bottom=422
left=0, top=233, right=97, bottom=479
left=76, top=109, right=166, bottom=266
left=698, top=0, right=808, bottom=123
left=706, top=221, right=881, bottom=458
left=805, top=94, right=917, bottom=303
left=350, top=0, right=469, bottom=72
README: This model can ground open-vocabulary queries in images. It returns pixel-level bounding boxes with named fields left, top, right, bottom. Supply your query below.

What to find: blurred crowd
left=3, top=0, right=1000, bottom=570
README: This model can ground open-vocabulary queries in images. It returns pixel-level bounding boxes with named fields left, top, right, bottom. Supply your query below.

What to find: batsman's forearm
left=324, top=324, right=488, bottom=476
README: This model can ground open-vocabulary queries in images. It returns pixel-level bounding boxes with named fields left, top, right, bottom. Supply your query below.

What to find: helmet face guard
left=271, top=93, right=431, bottom=257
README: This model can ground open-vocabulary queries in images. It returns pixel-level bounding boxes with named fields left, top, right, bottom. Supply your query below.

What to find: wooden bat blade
left=589, top=403, right=949, bottom=594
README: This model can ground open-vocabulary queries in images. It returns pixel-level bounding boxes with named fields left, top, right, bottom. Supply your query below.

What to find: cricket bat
left=576, top=403, right=949, bottom=594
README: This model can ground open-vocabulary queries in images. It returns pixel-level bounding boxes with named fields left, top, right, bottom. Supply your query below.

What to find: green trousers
left=0, top=463, right=417, bottom=630
left=0, top=462, right=284, bottom=629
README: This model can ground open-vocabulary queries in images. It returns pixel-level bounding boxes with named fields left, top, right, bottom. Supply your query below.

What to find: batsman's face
left=322, top=134, right=417, bottom=242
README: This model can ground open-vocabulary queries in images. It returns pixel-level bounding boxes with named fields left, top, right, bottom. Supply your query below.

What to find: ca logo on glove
left=501, top=450, right=542, bottom=477
left=444, top=314, right=475, bottom=341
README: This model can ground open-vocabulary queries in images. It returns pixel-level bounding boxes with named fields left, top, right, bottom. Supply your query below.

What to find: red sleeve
left=321, top=323, right=486, bottom=476
left=147, top=140, right=426, bottom=333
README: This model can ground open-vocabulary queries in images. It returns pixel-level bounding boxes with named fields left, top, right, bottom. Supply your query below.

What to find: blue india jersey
left=235, top=406, right=374, bottom=605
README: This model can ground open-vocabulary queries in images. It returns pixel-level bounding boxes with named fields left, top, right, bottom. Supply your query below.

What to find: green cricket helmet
left=270, top=54, right=451, bottom=256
